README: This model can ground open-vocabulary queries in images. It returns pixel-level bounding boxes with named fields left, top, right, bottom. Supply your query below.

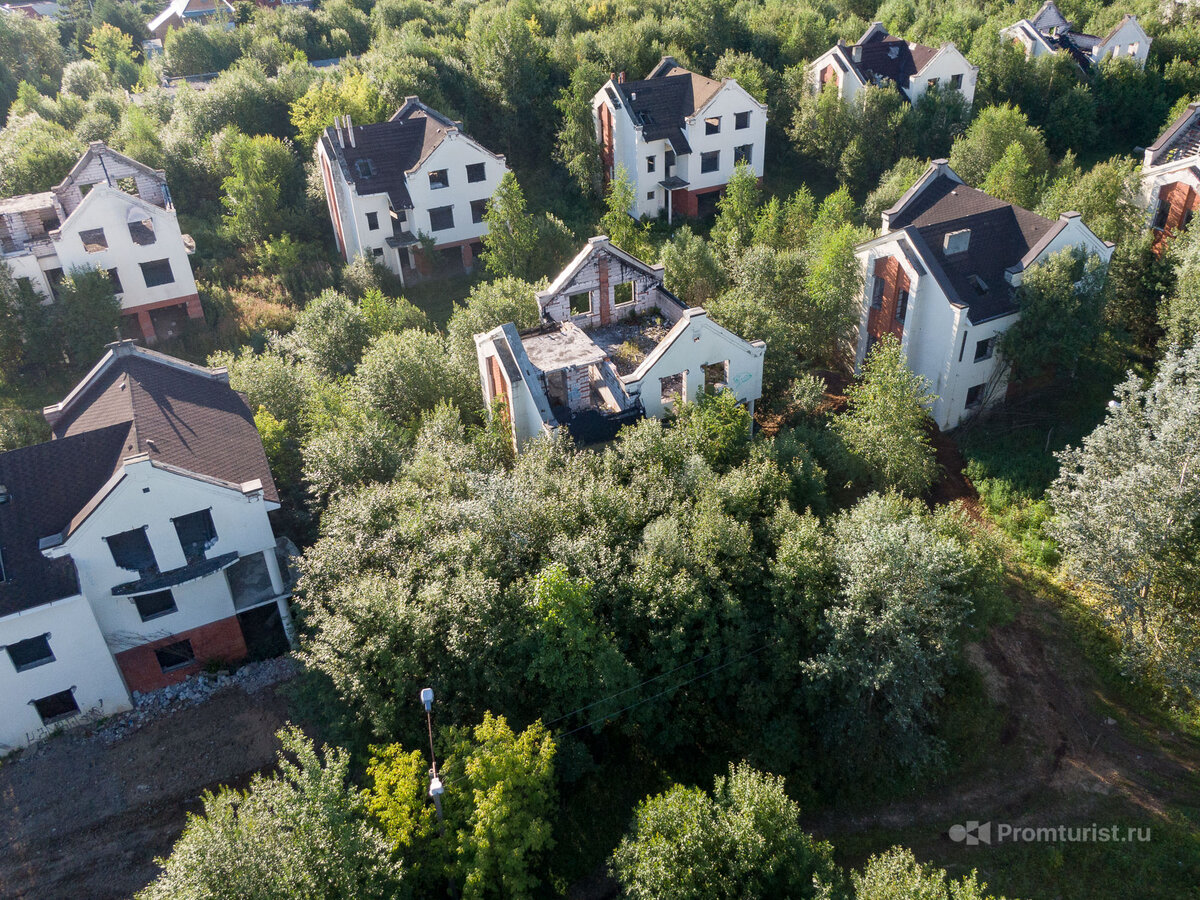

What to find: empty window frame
left=134, top=589, right=177, bottom=622
left=79, top=228, right=108, bottom=252
left=569, top=291, right=591, bottom=315
left=735, top=111, right=750, bottom=130
left=470, top=198, right=488, bottom=224
left=106, top=268, right=123, bottom=293
left=927, top=77, right=940, bottom=88
left=227, top=551, right=276, bottom=609
left=665, top=149, right=676, bottom=171
left=173, top=508, right=217, bottom=564
left=366, top=211, right=379, bottom=231
left=613, top=282, right=633, bottom=305
left=466, top=163, right=486, bottom=183
left=733, top=144, right=752, bottom=166
left=949, top=73, right=963, bottom=90
left=870, top=276, right=885, bottom=309
left=105, top=527, right=158, bottom=575
left=8, top=633, right=54, bottom=672
left=703, top=360, right=728, bottom=391
left=1153, top=201, right=1170, bottom=230
left=33, top=689, right=78, bottom=725
left=429, top=206, right=454, bottom=231
left=965, top=383, right=986, bottom=408
left=895, top=288, right=909, bottom=322
left=646, top=191, right=655, bottom=200
left=128, top=218, right=156, bottom=245
left=659, top=372, right=684, bottom=402
left=140, top=258, right=174, bottom=288
left=155, top=639, right=195, bottom=673
left=704, top=116, right=721, bottom=135
left=700, top=151, right=719, bottom=173
left=428, top=169, right=450, bottom=190
left=974, top=337, right=995, bottom=362
left=646, top=155, right=656, bottom=173
left=372, top=247, right=384, bottom=259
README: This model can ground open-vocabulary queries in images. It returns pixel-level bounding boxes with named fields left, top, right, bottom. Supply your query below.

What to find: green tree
left=290, top=71, right=389, bottom=149
left=278, top=289, right=371, bottom=377
left=164, top=23, right=242, bottom=78
left=789, top=81, right=854, bottom=172
left=599, top=166, right=646, bottom=255
left=1162, top=226, right=1200, bottom=350
left=554, top=61, right=605, bottom=196
left=807, top=494, right=976, bottom=778
left=85, top=22, right=140, bottom=89
left=0, top=112, right=85, bottom=195
left=853, top=846, right=1008, bottom=900
left=610, top=762, right=839, bottom=900
left=999, top=246, right=1109, bottom=380
left=836, top=337, right=937, bottom=496
left=138, top=728, right=401, bottom=900
left=659, top=226, right=725, bottom=305
left=712, top=50, right=774, bottom=104
left=445, top=276, right=540, bottom=372
left=58, top=268, right=121, bottom=370
left=353, top=329, right=477, bottom=429
left=0, top=13, right=64, bottom=122
left=60, top=60, right=110, bottom=100
left=710, top=163, right=762, bottom=262
left=481, top=172, right=539, bottom=280
left=981, top=141, right=1039, bottom=209
left=674, top=387, right=752, bottom=469
left=0, top=262, right=57, bottom=379
left=220, top=132, right=297, bottom=246
left=863, top=157, right=927, bottom=229
left=1048, top=345, right=1200, bottom=701
left=947, top=103, right=1050, bottom=189
left=1035, top=156, right=1144, bottom=245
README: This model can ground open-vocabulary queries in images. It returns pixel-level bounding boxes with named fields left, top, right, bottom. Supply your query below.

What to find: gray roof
left=611, top=57, right=723, bottom=154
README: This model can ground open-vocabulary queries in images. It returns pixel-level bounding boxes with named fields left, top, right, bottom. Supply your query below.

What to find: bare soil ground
left=0, top=681, right=293, bottom=900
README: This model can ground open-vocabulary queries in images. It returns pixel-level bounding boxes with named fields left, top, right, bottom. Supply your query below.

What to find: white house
left=317, top=97, right=509, bottom=283
left=592, top=58, right=768, bottom=221
left=1001, top=2, right=1150, bottom=70
left=0, top=142, right=200, bottom=343
left=475, top=237, right=765, bottom=453
left=852, top=160, right=1114, bottom=430
left=0, top=341, right=293, bottom=753
left=809, top=23, right=978, bottom=107
left=147, top=0, right=234, bottom=40
left=1140, top=101, right=1200, bottom=245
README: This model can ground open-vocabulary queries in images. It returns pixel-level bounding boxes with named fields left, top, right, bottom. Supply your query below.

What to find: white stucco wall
left=52, top=186, right=198, bottom=311
left=0, top=593, right=131, bottom=753
left=906, top=44, right=978, bottom=106
left=1093, top=18, right=1150, bottom=66
left=625, top=311, right=765, bottom=418
left=46, top=459, right=278, bottom=653
left=405, top=135, right=508, bottom=247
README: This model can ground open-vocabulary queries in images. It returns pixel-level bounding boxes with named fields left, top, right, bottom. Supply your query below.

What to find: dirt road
left=0, top=681, right=293, bottom=900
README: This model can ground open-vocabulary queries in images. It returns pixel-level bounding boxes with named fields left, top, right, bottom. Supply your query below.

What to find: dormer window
left=429, top=169, right=449, bottom=190
left=355, top=159, right=375, bottom=179
left=639, top=111, right=655, bottom=126
left=968, top=274, right=989, bottom=295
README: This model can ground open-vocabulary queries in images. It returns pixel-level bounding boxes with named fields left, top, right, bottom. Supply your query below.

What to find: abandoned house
left=1141, top=101, right=1200, bottom=247
left=474, top=237, right=766, bottom=453
left=592, top=58, right=768, bottom=221
left=0, top=142, right=201, bottom=343
left=1001, top=2, right=1150, bottom=71
left=0, top=342, right=294, bottom=753
left=853, top=160, right=1114, bottom=430
left=809, top=23, right=979, bottom=107
left=317, top=97, right=509, bottom=282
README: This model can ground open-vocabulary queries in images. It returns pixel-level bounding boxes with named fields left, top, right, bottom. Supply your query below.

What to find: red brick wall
left=1154, top=181, right=1198, bottom=250
left=115, top=616, right=248, bottom=693
left=867, top=256, right=909, bottom=343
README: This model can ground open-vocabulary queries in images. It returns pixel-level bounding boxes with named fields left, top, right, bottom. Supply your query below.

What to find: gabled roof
left=843, top=23, right=942, bottom=91
left=1031, top=0, right=1072, bottom=33
left=44, top=341, right=278, bottom=505
left=1146, top=103, right=1200, bottom=167
left=537, top=235, right=663, bottom=305
left=148, top=0, right=233, bottom=32
left=318, top=97, right=500, bottom=211
left=880, top=162, right=1065, bottom=322
left=608, top=57, right=726, bottom=153
left=0, top=423, right=132, bottom=617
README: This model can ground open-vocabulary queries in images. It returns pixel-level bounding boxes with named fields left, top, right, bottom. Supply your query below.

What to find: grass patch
left=403, top=271, right=479, bottom=331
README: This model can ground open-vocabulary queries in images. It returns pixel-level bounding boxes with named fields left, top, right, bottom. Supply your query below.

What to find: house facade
left=1001, top=2, right=1150, bottom=70
left=0, top=142, right=201, bottom=343
left=147, top=0, right=234, bottom=41
left=475, top=237, right=765, bottom=452
left=0, top=342, right=293, bottom=753
left=592, top=58, right=768, bottom=221
left=809, top=23, right=978, bottom=107
left=317, top=98, right=509, bottom=283
left=853, top=161, right=1113, bottom=430
left=1141, top=101, right=1200, bottom=245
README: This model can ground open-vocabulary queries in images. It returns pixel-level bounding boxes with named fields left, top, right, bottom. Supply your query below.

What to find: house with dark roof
left=147, top=0, right=234, bottom=40
left=0, top=341, right=293, bottom=752
left=316, top=97, right=509, bottom=283
left=1141, top=101, right=1200, bottom=246
left=475, top=237, right=765, bottom=452
left=0, top=142, right=201, bottom=343
left=809, top=23, right=978, bottom=107
left=591, top=58, right=768, bottom=221
left=853, top=161, right=1113, bottom=429
left=1001, top=1, right=1149, bottom=71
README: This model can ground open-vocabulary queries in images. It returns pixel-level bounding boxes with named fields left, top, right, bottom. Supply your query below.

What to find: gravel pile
left=93, top=656, right=300, bottom=744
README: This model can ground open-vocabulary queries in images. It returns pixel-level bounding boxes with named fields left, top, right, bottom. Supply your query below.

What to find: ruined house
left=474, top=237, right=765, bottom=452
